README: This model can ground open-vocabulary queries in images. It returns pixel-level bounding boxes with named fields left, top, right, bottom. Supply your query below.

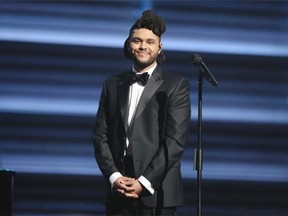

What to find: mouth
left=135, top=51, right=149, bottom=57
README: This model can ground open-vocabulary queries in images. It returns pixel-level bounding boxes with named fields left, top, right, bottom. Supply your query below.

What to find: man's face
left=129, top=28, right=162, bottom=71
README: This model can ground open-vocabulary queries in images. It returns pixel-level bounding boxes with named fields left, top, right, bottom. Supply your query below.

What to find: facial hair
left=131, top=50, right=158, bottom=70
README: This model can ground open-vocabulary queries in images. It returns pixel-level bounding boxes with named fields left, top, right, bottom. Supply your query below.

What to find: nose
left=139, top=42, right=147, bottom=50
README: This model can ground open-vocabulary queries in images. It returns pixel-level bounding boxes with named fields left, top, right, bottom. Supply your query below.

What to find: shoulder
left=163, top=71, right=187, bottom=81
left=159, top=68, right=189, bottom=88
left=104, top=71, right=130, bottom=85
left=153, top=68, right=190, bottom=97
left=155, top=66, right=188, bottom=82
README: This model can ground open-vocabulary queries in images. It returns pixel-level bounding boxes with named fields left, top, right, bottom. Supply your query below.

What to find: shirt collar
left=132, top=63, right=157, bottom=76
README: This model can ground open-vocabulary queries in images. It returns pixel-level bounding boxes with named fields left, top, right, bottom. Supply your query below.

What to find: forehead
left=130, top=28, right=160, bottom=40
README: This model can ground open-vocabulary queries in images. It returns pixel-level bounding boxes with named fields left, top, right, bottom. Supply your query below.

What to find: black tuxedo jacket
left=92, top=66, right=191, bottom=208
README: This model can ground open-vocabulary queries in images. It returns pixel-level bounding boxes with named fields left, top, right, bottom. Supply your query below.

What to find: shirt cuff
left=109, top=172, right=122, bottom=186
left=138, top=175, right=155, bottom=195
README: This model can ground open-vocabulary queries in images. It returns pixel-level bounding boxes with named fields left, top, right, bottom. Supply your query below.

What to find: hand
left=113, top=176, right=142, bottom=198
left=113, top=176, right=137, bottom=197
left=123, top=179, right=142, bottom=198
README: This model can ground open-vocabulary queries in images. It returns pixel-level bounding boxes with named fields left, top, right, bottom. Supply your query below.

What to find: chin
left=135, top=61, right=151, bottom=69
left=133, top=55, right=156, bottom=68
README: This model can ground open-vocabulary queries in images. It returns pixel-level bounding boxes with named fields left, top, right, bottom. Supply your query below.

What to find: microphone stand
left=194, top=70, right=204, bottom=216
left=193, top=56, right=218, bottom=216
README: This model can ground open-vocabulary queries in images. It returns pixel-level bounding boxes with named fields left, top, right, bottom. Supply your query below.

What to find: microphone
left=192, top=53, right=218, bottom=86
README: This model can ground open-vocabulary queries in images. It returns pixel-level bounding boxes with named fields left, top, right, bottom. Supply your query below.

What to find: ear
left=158, top=43, right=163, bottom=54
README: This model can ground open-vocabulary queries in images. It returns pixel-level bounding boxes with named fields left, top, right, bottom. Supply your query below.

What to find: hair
left=123, top=10, right=166, bottom=63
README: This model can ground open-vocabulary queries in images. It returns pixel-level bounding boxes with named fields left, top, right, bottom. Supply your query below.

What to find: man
left=92, top=10, right=191, bottom=216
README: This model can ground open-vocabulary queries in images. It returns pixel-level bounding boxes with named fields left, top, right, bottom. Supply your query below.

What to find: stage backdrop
left=0, top=1, right=287, bottom=215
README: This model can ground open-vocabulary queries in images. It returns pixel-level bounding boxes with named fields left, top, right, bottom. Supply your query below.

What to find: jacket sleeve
left=92, top=81, right=120, bottom=180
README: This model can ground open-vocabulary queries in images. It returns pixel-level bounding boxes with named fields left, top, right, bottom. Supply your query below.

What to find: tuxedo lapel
left=134, top=67, right=163, bottom=120
left=117, top=73, right=131, bottom=133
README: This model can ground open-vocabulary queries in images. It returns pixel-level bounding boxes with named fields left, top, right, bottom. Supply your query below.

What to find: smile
left=136, top=51, right=149, bottom=55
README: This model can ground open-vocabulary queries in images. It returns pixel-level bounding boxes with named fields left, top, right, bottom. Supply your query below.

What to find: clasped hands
left=113, top=176, right=142, bottom=198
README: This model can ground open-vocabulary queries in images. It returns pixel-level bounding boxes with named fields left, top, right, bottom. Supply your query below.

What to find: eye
left=131, top=38, right=140, bottom=44
left=147, top=40, right=155, bottom=45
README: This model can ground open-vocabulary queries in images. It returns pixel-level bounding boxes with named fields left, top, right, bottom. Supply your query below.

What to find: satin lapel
left=117, top=74, right=130, bottom=133
left=134, top=67, right=163, bottom=120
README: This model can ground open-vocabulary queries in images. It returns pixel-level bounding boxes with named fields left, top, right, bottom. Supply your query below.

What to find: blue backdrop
left=0, top=1, right=287, bottom=215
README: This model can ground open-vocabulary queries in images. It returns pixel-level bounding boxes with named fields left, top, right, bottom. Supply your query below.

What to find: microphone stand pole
left=194, top=70, right=204, bottom=216
left=193, top=57, right=218, bottom=216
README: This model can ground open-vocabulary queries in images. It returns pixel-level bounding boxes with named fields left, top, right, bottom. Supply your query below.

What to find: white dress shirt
left=109, top=63, right=157, bottom=195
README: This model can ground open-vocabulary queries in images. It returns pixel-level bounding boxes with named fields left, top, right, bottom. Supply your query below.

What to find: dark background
left=0, top=1, right=287, bottom=215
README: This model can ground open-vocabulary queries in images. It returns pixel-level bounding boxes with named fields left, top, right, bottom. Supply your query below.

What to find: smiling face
left=128, top=28, right=162, bottom=72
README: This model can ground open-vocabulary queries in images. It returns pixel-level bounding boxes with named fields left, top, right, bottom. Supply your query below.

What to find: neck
left=134, top=62, right=157, bottom=73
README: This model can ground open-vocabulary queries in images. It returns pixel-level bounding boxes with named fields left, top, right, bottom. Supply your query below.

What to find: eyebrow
left=131, top=37, right=157, bottom=42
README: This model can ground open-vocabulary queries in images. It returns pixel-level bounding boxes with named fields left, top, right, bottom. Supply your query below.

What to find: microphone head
left=192, top=53, right=202, bottom=65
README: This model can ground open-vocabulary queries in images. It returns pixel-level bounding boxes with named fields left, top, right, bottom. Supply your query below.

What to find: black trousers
left=106, top=193, right=176, bottom=216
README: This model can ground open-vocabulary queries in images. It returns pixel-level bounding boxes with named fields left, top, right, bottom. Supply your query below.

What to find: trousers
left=106, top=193, right=176, bottom=216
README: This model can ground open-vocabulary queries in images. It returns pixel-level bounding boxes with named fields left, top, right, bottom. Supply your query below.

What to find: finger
left=123, top=182, right=134, bottom=187
left=124, top=193, right=139, bottom=198
left=122, top=179, right=135, bottom=184
left=117, top=184, right=135, bottom=193
left=117, top=189, right=125, bottom=194
left=124, top=187, right=135, bottom=192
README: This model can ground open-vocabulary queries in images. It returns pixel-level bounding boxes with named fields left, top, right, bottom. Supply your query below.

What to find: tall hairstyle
left=123, top=10, right=166, bottom=63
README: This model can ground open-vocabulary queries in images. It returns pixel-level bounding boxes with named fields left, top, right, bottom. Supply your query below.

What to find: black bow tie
left=128, top=72, right=149, bottom=86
